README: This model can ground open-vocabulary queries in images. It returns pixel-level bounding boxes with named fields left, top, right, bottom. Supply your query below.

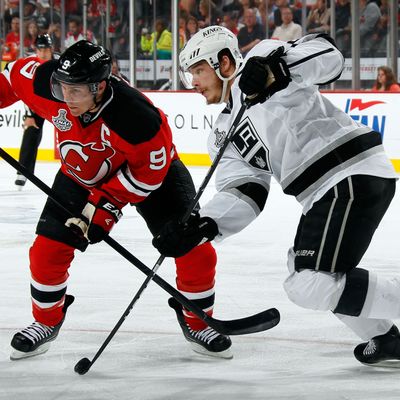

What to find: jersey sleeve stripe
left=118, top=168, right=162, bottom=197
left=124, top=167, right=163, bottom=191
left=286, top=48, right=334, bottom=69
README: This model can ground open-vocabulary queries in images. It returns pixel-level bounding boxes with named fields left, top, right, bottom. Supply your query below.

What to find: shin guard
left=175, top=242, right=217, bottom=330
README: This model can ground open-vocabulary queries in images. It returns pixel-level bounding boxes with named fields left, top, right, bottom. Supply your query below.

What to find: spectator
left=306, top=0, right=331, bottom=34
left=221, top=0, right=242, bottom=14
left=273, top=0, right=302, bottom=28
left=110, top=14, right=129, bottom=58
left=271, top=6, right=302, bottom=41
left=180, top=0, right=200, bottom=19
left=4, top=0, right=20, bottom=31
left=239, top=0, right=262, bottom=26
left=335, top=0, right=351, bottom=56
left=198, top=0, right=221, bottom=28
left=222, top=12, right=240, bottom=36
left=185, top=15, right=200, bottom=41
left=140, top=19, right=173, bottom=60
left=36, top=0, right=60, bottom=26
left=48, top=22, right=62, bottom=52
left=52, top=0, right=81, bottom=15
left=23, top=0, right=38, bottom=22
left=360, top=0, right=381, bottom=55
left=111, top=56, right=129, bottom=83
left=368, top=0, right=389, bottom=56
left=179, top=15, right=187, bottom=45
left=4, top=16, right=30, bottom=58
left=372, top=66, right=400, bottom=92
left=5, top=15, right=21, bottom=45
left=336, top=0, right=351, bottom=30
left=25, top=20, right=39, bottom=53
left=140, top=27, right=153, bottom=57
left=256, top=0, right=270, bottom=33
left=237, top=8, right=265, bottom=57
left=36, top=16, right=50, bottom=34
left=65, top=16, right=97, bottom=48
left=88, top=0, right=117, bottom=41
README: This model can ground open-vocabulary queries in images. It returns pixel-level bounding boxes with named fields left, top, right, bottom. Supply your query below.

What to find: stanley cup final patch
left=214, top=128, right=226, bottom=148
left=52, top=109, right=72, bottom=131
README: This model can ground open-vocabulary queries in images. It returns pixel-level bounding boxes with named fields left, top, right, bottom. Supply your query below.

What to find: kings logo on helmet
left=202, top=26, right=223, bottom=37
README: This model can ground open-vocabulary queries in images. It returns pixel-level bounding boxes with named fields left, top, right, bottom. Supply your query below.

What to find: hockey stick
left=0, top=125, right=279, bottom=366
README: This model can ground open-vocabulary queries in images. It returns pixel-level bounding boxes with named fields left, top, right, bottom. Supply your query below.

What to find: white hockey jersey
left=200, top=35, right=397, bottom=241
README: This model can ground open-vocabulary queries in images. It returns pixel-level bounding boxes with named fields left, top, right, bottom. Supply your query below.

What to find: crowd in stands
left=1, top=0, right=121, bottom=60
left=0, top=0, right=395, bottom=61
left=0, top=0, right=398, bottom=89
left=134, top=0, right=393, bottom=60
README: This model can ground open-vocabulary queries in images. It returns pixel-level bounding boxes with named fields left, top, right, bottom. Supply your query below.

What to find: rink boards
left=0, top=91, right=399, bottom=171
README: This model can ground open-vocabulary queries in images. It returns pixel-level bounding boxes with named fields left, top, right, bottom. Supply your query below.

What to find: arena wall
left=1, top=91, right=399, bottom=171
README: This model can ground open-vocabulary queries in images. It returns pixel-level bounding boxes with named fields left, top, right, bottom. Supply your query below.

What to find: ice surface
left=0, top=161, right=399, bottom=400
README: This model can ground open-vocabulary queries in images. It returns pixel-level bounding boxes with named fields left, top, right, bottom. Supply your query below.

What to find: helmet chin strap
left=215, top=64, right=241, bottom=104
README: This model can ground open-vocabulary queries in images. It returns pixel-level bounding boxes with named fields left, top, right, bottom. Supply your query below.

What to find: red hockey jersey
left=0, top=56, right=178, bottom=206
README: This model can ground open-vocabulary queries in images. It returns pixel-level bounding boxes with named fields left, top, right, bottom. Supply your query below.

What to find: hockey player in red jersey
left=154, top=26, right=400, bottom=367
left=0, top=40, right=231, bottom=360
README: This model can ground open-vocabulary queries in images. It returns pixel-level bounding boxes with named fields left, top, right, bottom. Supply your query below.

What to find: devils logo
left=59, top=140, right=115, bottom=186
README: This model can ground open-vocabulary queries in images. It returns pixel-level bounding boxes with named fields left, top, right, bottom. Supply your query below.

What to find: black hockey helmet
left=50, top=40, right=112, bottom=102
left=35, top=33, right=53, bottom=49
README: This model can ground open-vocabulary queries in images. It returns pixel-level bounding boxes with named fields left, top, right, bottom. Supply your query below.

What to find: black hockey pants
left=293, top=175, right=396, bottom=273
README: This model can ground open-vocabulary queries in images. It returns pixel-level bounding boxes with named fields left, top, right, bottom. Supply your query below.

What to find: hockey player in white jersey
left=153, top=26, right=400, bottom=367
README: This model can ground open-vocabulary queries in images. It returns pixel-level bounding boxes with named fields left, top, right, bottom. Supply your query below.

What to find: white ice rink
left=0, top=160, right=400, bottom=400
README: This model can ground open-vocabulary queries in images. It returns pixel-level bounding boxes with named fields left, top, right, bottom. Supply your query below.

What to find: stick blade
left=168, top=297, right=280, bottom=336
left=211, top=308, right=280, bottom=335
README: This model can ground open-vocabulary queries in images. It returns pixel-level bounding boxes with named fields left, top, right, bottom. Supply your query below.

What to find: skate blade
left=361, top=359, right=400, bottom=369
left=10, top=342, right=51, bottom=360
left=188, top=342, right=233, bottom=360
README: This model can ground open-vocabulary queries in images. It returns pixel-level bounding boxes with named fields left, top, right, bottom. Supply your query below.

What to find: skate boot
left=169, top=297, right=233, bottom=359
left=10, top=295, right=74, bottom=360
left=15, top=174, right=27, bottom=190
left=354, top=325, right=400, bottom=367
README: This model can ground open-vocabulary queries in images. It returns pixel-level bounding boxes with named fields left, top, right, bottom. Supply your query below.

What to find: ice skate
left=10, top=295, right=74, bottom=360
left=169, top=297, right=233, bottom=359
left=354, top=325, right=400, bottom=368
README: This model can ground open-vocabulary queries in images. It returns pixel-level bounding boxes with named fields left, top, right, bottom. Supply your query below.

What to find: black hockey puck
left=74, top=357, right=91, bottom=375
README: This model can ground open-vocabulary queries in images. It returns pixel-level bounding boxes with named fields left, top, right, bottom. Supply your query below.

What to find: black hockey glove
left=239, top=46, right=291, bottom=106
left=152, top=212, right=219, bottom=258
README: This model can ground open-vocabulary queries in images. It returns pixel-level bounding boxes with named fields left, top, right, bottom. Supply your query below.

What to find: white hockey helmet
left=179, top=26, right=243, bottom=103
